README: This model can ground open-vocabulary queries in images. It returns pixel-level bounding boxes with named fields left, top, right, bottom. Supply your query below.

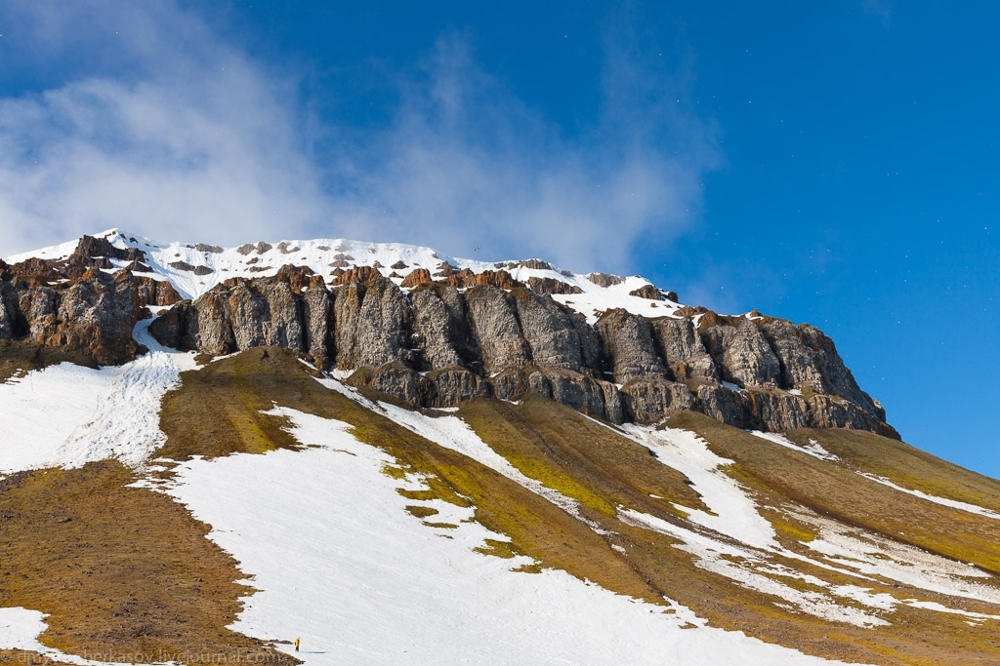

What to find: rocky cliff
left=0, top=234, right=895, bottom=437
left=143, top=260, right=894, bottom=439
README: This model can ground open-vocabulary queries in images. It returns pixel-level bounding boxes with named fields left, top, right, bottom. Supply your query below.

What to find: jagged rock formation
left=146, top=260, right=896, bottom=438
left=0, top=235, right=893, bottom=437
left=0, top=237, right=182, bottom=364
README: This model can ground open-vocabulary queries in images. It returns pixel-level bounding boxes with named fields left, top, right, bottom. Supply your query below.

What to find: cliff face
left=0, top=234, right=893, bottom=437
left=0, top=237, right=181, bottom=365
left=144, top=261, right=896, bottom=438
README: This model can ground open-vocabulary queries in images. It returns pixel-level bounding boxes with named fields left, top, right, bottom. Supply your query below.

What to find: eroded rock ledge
left=144, top=264, right=897, bottom=438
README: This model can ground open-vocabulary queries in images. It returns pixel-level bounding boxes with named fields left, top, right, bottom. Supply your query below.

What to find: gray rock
left=191, top=288, right=237, bottom=355
left=351, top=361, right=433, bottom=408
left=0, top=280, right=20, bottom=338
left=410, top=284, right=477, bottom=370
left=512, top=290, right=586, bottom=371
left=747, top=390, right=811, bottom=431
left=595, top=309, right=668, bottom=383
left=700, top=316, right=781, bottom=388
left=334, top=275, right=415, bottom=370
left=759, top=318, right=883, bottom=420
left=225, top=279, right=305, bottom=352
left=621, top=378, right=697, bottom=424
left=10, top=270, right=148, bottom=365
left=598, top=380, right=625, bottom=424
left=355, top=276, right=415, bottom=368
left=539, top=367, right=608, bottom=418
left=301, top=283, right=335, bottom=370
left=489, top=367, right=530, bottom=401
left=652, top=318, right=716, bottom=381
left=696, top=384, right=753, bottom=429
left=465, top=286, right=530, bottom=373
left=427, top=367, right=491, bottom=407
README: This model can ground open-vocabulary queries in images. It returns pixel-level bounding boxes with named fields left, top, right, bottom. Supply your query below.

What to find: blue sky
left=1, top=1, right=999, bottom=476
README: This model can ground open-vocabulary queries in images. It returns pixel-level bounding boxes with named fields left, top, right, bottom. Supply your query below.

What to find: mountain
left=2, top=229, right=1000, bottom=666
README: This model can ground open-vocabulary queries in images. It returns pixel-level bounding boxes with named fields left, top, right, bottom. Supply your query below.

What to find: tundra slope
left=3, top=231, right=1000, bottom=665
left=2, top=229, right=892, bottom=437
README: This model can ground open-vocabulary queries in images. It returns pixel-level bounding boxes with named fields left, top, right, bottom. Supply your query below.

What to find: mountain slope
left=2, top=232, right=999, bottom=665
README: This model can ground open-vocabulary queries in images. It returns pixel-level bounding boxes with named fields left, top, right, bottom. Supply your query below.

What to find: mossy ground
left=787, top=427, right=1000, bottom=513
left=0, top=461, right=296, bottom=666
left=0, top=340, right=98, bottom=383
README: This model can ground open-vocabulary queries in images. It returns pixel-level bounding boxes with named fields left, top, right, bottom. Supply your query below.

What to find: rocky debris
left=236, top=241, right=273, bottom=255
left=390, top=260, right=408, bottom=270
left=628, top=284, right=664, bottom=301
left=434, top=261, right=460, bottom=278
left=125, top=260, right=154, bottom=273
left=443, top=268, right=476, bottom=287
left=454, top=270, right=522, bottom=290
left=588, top=272, right=625, bottom=288
left=193, top=243, right=223, bottom=253
left=527, top=277, right=582, bottom=295
left=276, top=242, right=299, bottom=254
left=674, top=305, right=711, bottom=318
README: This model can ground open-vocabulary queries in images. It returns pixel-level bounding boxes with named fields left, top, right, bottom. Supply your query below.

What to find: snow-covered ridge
left=7, top=228, right=685, bottom=323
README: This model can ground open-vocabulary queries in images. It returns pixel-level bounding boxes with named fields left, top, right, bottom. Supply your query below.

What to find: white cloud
left=0, top=1, right=721, bottom=274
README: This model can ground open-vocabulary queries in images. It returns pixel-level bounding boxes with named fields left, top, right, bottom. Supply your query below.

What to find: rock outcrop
left=0, top=267, right=151, bottom=364
left=143, top=262, right=894, bottom=437
left=2, top=237, right=894, bottom=438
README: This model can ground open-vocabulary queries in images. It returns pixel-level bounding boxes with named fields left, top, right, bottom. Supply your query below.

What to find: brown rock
left=527, top=277, right=582, bottom=295
left=400, top=268, right=433, bottom=288
left=628, top=284, right=663, bottom=300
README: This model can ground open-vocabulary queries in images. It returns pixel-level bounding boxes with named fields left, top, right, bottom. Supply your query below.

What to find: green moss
left=404, top=506, right=439, bottom=519
left=474, top=538, right=520, bottom=559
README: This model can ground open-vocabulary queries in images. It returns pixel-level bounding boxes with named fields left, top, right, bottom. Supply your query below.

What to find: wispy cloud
left=861, top=0, right=893, bottom=27
left=0, top=1, right=720, bottom=273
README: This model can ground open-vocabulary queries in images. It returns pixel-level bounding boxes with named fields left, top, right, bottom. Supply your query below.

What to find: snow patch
left=164, top=406, right=870, bottom=665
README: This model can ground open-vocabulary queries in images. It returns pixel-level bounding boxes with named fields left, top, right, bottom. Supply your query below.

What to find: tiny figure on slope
left=294, top=637, right=300, bottom=652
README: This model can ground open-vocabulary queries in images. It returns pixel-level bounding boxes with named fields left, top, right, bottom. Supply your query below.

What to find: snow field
left=0, top=318, right=197, bottom=474
left=614, top=426, right=1000, bottom=627
left=166, top=406, right=869, bottom=666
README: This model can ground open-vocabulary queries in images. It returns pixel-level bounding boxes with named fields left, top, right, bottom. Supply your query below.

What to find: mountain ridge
left=1, top=230, right=894, bottom=438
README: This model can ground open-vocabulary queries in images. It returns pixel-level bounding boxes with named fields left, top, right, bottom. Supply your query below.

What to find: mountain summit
left=1, top=230, right=998, bottom=666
